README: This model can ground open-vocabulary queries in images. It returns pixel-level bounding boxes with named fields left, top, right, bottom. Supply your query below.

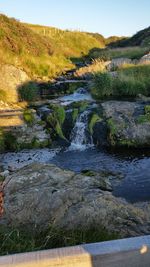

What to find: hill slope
left=109, top=26, right=150, bottom=48
left=0, top=14, right=103, bottom=80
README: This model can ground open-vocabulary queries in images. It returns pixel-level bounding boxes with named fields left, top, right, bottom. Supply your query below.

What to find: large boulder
left=139, top=52, right=150, bottom=64
left=101, top=101, right=150, bottom=147
left=3, top=163, right=150, bottom=237
left=107, top=58, right=132, bottom=71
left=0, top=64, right=29, bottom=102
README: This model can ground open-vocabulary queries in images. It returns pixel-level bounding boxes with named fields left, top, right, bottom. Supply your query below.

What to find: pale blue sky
left=0, top=0, right=150, bottom=37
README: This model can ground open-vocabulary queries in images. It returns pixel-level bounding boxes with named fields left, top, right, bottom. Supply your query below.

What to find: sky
left=0, top=0, right=150, bottom=37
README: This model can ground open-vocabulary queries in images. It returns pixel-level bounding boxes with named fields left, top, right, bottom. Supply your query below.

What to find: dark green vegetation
left=91, top=65, right=150, bottom=99
left=0, top=225, right=118, bottom=256
left=109, top=26, right=150, bottom=47
left=0, top=129, right=18, bottom=152
left=19, top=82, right=39, bottom=102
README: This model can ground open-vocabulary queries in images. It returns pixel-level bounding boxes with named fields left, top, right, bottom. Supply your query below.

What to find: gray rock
left=12, top=113, right=50, bottom=147
left=3, top=163, right=150, bottom=237
left=0, top=64, right=29, bottom=103
left=0, top=170, right=9, bottom=178
left=101, top=101, right=150, bottom=147
left=139, top=53, right=150, bottom=64
left=107, top=58, right=132, bottom=71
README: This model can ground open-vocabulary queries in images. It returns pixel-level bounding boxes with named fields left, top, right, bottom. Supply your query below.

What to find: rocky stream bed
left=1, top=82, right=150, bottom=238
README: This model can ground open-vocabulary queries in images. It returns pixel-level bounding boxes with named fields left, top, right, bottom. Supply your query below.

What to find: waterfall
left=68, top=110, right=93, bottom=151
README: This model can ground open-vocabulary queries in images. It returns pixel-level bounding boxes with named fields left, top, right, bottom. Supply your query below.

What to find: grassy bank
left=91, top=64, right=150, bottom=99
left=89, top=46, right=149, bottom=61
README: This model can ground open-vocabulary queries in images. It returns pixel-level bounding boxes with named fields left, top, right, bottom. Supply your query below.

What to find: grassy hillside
left=109, top=26, right=150, bottom=48
left=25, top=23, right=104, bottom=59
left=0, top=14, right=103, bottom=80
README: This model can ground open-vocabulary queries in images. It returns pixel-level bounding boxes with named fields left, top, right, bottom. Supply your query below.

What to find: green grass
left=91, top=64, right=150, bottom=99
left=0, top=225, right=118, bottom=256
left=89, top=46, right=149, bottom=61
left=0, top=14, right=104, bottom=86
left=26, top=23, right=104, bottom=59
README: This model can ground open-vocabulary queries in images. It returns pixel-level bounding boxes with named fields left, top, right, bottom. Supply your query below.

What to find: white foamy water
left=68, top=110, right=93, bottom=151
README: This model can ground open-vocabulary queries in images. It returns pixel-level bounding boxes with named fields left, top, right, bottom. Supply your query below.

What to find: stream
left=1, top=86, right=150, bottom=203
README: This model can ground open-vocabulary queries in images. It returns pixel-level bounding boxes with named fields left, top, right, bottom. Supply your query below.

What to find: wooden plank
left=0, top=235, right=150, bottom=267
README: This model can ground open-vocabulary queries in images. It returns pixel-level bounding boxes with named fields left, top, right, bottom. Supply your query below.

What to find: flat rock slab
left=2, top=163, right=150, bottom=237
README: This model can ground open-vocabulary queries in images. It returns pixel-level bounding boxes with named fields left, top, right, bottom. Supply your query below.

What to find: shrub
left=91, top=72, right=113, bottom=99
left=91, top=65, right=150, bottom=99
left=0, top=130, right=18, bottom=152
left=3, top=132, right=18, bottom=151
left=19, top=82, right=39, bottom=102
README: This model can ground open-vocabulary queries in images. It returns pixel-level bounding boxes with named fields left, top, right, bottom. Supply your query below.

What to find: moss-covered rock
left=101, top=101, right=150, bottom=148
left=23, top=109, right=35, bottom=125
left=72, top=108, right=78, bottom=122
left=89, top=114, right=102, bottom=134
left=46, top=105, right=66, bottom=141
left=145, top=105, right=150, bottom=114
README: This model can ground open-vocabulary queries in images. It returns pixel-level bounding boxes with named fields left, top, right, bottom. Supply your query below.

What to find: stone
left=3, top=163, right=150, bottom=237
left=139, top=52, right=150, bottom=64
left=0, top=64, right=29, bottom=103
left=0, top=170, right=9, bottom=178
left=107, top=58, right=132, bottom=71
left=94, top=101, right=150, bottom=147
left=11, top=113, right=50, bottom=148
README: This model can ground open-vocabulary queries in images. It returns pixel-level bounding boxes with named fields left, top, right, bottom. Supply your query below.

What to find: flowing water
left=1, top=88, right=150, bottom=203
left=58, top=87, right=93, bottom=106
left=68, top=110, right=93, bottom=151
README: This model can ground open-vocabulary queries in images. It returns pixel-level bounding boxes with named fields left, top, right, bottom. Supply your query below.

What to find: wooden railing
left=0, top=235, right=150, bottom=267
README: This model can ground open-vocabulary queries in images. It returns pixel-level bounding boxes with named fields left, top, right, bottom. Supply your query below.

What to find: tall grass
left=0, top=225, right=118, bottom=256
left=89, top=46, right=149, bottom=61
left=75, top=59, right=106, bottom=78
left=91, top=64, right=150, bottom=99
